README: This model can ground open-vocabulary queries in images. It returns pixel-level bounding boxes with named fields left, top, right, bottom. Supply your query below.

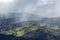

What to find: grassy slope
left=3, top=24, right=60, bottom=37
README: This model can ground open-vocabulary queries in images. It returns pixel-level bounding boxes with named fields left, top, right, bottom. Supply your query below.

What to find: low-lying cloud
left=0, top=0, right=60, bottom=17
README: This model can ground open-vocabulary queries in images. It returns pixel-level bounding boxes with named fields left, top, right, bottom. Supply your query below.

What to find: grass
left=29, top=26, right=38, bottom=31
left=16, top=30, right=25, bottom=37
left=4, top=24, right=60, bottom=37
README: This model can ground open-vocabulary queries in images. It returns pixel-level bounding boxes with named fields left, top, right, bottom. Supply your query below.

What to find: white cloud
left=0, top=0, right=14, bottom=3
left=0, top=0, right=60, bottom=17
left=22, top=4, right=36, bottom=13
left=41, top=0, right=48, bottom=2
left=0, top=0, right=15, bottom=15
left=17, top=0, right=56, bottom=17
left=41, top=0, right=48, bottom=5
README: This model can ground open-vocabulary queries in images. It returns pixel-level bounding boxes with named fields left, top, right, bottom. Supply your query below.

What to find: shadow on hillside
left=0, top=34, right=27, bottom=40
left=0, top=33, right=58, bottom=40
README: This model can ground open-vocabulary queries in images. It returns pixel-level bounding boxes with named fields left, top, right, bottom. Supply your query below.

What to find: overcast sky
left=0, top=0, right=60, bottom=17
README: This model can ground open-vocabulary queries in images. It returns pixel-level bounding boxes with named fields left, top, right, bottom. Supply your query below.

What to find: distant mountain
left=0, top=13, right=44, bottom=31
left=40, top=17, right=60, bottom=26
left=0, top=13, right=60, bottom=32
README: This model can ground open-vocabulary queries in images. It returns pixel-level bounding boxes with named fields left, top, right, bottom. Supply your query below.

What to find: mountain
left=1, top=22, right=59, bottom=40
left=40, top=17, right=60, bottom=26
left=0, top=33, right=28, bottom=40
left=0, top=13, right=60, bottom=40
left=0, top=13, right=44, bottom=31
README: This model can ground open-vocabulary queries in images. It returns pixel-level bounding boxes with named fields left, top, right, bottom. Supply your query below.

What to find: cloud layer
left=0, top=0, right=60, bottom=17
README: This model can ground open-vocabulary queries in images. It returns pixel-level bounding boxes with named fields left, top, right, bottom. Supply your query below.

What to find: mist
left=0, top=0, right=60, bottom=21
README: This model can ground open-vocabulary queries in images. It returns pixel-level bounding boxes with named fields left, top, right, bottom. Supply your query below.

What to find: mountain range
left=0, top=13, right=60, bottom=40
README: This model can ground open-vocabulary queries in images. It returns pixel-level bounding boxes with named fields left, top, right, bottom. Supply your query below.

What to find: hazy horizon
left=0, top=0, right=60, bottom=18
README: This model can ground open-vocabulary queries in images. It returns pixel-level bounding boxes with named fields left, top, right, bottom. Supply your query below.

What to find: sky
left=0, top=0, right=60, bottom=17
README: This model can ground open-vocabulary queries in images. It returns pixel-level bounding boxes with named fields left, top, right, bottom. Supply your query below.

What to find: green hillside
left=3, top=24, right=60, bottom=38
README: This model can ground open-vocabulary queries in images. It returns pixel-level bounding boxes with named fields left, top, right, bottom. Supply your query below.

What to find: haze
left=0, top=0, right=60, bottom=17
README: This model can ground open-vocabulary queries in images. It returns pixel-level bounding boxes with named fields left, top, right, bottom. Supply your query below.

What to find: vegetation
left=2, top=23, right=59, bottom=38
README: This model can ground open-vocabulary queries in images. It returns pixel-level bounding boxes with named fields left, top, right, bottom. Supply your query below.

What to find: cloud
left=33, top=0, right=57, bottom=17
left=0, top=0, right=15, bottom=15
left=0, top=0, right=60, bottom=17
left=0, top=0, right=14, bottom=3
left=19, top=4, right=36, bottom=13
left=41, top=0, right=48, bottom=5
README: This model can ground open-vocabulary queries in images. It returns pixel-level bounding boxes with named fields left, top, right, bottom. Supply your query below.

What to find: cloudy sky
left=0, top=0, right=60, bottom=17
